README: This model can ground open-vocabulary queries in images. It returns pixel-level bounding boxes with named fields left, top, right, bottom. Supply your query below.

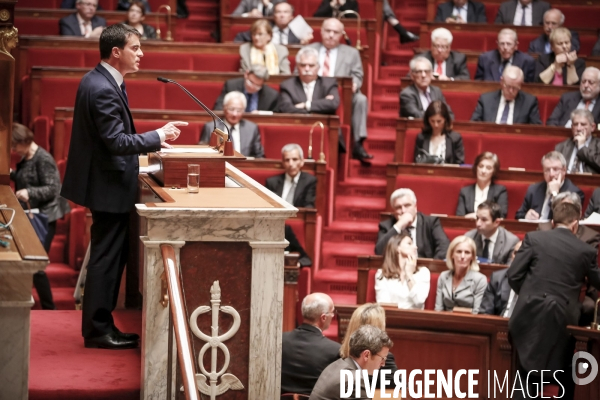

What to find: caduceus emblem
left=189, top=281, right=244, bottom=399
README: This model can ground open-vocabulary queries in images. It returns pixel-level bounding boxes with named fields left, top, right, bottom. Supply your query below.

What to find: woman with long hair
left=413, top=100, right=464, bottom=164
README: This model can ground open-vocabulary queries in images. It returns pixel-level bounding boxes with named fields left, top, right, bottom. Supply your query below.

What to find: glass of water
left=187, top=164, right=199, bottom=193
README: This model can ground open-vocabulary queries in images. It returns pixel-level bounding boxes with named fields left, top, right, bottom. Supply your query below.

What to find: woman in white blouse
left=413, top=100, right=464, bottom=165
left=375, top=232, right=430, bottom=309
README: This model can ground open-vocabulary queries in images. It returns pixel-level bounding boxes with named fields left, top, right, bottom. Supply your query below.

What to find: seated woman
left=375, top=232, right=430, bottom=309
left=535, top=27, right=585, bottom=86
left=435, top=235, right=487, bottom=314
left=124, top=0, right=156, bottom=40
left=413, top=100, right=464, bottom=165
left=456, top=152, right=508, bottom=218
left=240, top=19, right=291, bottom=75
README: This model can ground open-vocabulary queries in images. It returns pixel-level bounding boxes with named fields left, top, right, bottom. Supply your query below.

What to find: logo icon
left=572, top=351, right=598, bottom=385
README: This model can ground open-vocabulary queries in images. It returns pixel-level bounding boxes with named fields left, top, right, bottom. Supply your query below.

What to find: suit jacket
left=555, top=137, right=600, bottom=174
left=534, top=52, right=586, bottom=85
left=61, top=65, right=161, bottom=213
left=285, top=225, right=312, bottom=266
left=414, top=130, right=464, bottom=165
left=276, top=76, right=340, bottom=114
left=308, top=43, right=364, bottom=90
left=508, top=228, right=600, bottom=372
left=313, top=0, right=359, bottom=18
left=494, top=0, right=550, bottom=25
left=399, top=84, right=455, bottom=119
left=59, top=13, right=106, bottom=36
left=232, top=0, right=283, bottom=16
left=281, top=324, right=341, bottom=395
left=593, top=36, right=600, bottom=57
left=474, top=49, right=535, bottom=83
left=465, top=227, right=520, bottom=265
left=375, top=212, right=450, bottom=259
left=199, top=119, right=264, bottom=158
left=585, top=187, right=600, bottom=218
left=418, top=50, right=471, bottom=80
left=435, top=269, right=488, bottom=313
left=538, top=221, right=600, bottom=250
left=470, top=89, right=542, bottom=124
left=479, top=268, right=511, bottom=316
left=309, top=357, right=368, bottom=400
left=239, top=42, right=290, bottom=75
left=546, top=91, right=600, bottom=127
left=456, top=183, right=508, bottom=217
left=528, top=31, right=580, bottom=55
left=434, top=0, right=487, bottom=23
left=234, top=26, right=301, bottom=44
left=265, top=172, right=317, bottom=208
left=514, top=178, right=584, bottom=219
left=213, top=77, right=278, bottom=112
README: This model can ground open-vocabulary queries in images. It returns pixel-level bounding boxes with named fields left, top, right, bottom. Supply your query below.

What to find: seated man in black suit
left=199, top=91, right=264, bottom=158
left=234, top=2, right=311, bottom=44
left=471, top=65, right=542, bottom=124
left=281, top=292, right=341, bottom=396
left=417, top=27, right=470, bottom=81
left=546, top=67, right=600, bottom=127
left=494, top=0, right=550, bottom=26
left=435, top=0, right=487, bottom=24
left=515, top=151, right=584, bottom=220
left=375, top=188, right=450, bottom=258
left=232, top=0, right=282, bottom=17
left=475, top=28, right=535, bottom=83
left=214, top=64, right=278, bottom=113
left=555, top=109, right=600, bottom=174
left=528, top=8, right=580, bottom=55
left=479, top=240, right=521, bottom=316
left=59, top=0, right=106, bottom=38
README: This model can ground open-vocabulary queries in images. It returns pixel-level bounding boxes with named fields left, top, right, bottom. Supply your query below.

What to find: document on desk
left=288, top=15, right=313, bottom=41
left=159, top=148, right=218, bottom=154
left=581, top=212, right=600, bottom=225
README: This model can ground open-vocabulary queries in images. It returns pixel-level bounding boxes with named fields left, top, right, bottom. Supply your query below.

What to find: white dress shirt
left=503, top=289, right=518, bottom=318
left=474, top=184, right=490, bottom=212
left=481, top=228, right=499, bottom=262
left=513, top=2, right=532, bottom=26
left=495, top=94, right=515, bottom=124
left=452, top=4, right=468, bottom=22
left=318, top=46, right=338, bottom=77
left=303, top=80, right=316, bottom=111
left=76, top=13, right=92, bottom=37
left=428, top=137, right=446, bottom=158
left=418, top=88, right=432, bottom=111
left=374, top=268, right=431, bottom=309
left=281, top=172, right=301, bottom=201
left=271, top=26, right=289, bottom=45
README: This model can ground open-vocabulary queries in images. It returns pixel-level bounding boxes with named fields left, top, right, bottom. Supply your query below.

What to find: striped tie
left=323, top=49, right=330, bottom=77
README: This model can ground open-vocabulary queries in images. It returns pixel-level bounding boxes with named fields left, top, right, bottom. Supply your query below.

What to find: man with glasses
left=554, top=109, right=600, bottom=174
left=547, top=67, right=600, bottom=127
left=59, top=0, right=106, bottom=38
left=214, top=64, right=278, bottom=113
left=417, top=27, right=470, bottom=81
left=471, top=65, right=541, bottom=124
left=475, top=28, right=535, bottom=83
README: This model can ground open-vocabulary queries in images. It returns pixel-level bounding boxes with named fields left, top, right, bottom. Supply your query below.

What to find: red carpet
left=29, top=310, right=142, bottom=400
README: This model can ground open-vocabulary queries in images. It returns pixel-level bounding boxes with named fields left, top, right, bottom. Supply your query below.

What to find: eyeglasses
left=432, top=44, right=450, bottom=50
left=373, top=352, right=387, bottom=363
left=79, top=1, right=98, bottom=7
left=225, top=107, right=244, bottom=114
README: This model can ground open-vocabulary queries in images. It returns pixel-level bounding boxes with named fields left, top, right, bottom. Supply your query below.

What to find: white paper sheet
left=288, top=15, right=313, bottom=41
left=159, top=148, right=218, bottom=154
left=581, top=212, right=600, bottom=225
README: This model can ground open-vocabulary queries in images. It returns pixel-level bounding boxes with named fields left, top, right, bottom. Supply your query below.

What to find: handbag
left=25, top=201, right=49, bottom=245
left=415, top=148, right=444, bottom=165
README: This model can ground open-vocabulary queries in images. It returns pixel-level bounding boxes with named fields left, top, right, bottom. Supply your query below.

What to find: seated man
left=313, top=0, right=358, bottom=18
left=266, top=144, right=316, bottom=208
left=585, top=187, right=600, bottom=218
left=199, top=91, right=264, bottom=158
left=475, top=28, right=535, bottom=83
left=528, top=8, right=580, bottom=54
left=546, top=67, right=600, bottom=127
left=214, top=65, right=278, bottom=113
left=375, top=188, right=450, bottom=259
left=417, top=27, right=470, bottom=81
left=479, top=241, right=521, bottom=316
left=465, top=200, right=520, bottom=265
left=471, top=65, right=542, bottom=124
left=434, top=0, right=487, bottom=24
left=59, top=0, right=106, bottom=38
left=400, top=56, right=455, bottom=120
left=555, top=109, right=600, bottom=174
left=383, top=0, right=419, bottom=43
left=515, top=151, right=584, bottom=220
left=232, top=0, right=281, bottom=17
left=234, top=2, right=310, bottom=44
left=309, top=325, right=392, bottom=400
left=281, top=293, right=340, bottom=396
left=494, top=0, right=550, bottom=26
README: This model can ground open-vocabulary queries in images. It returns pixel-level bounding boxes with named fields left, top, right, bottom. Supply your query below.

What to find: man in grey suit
left=471, top=65, right=542, bottom=124
left=59, top=0, right=106, bottom=38
left=474, top=29, right=535, bottom=83
left=555, top=109, right=600, bottom=174
left=265, top=144, right=316, bottom=208
left=214, top=64, right=278, bottom=112
left=479, top=241, right=522, bottom=316
left=435, top=0, right=487, bottom=24
left=546, top=67, right=600, bottom=127
left=232, top=0, right=282, bottom=17
left=418, top=27, right=470, bottom=81
left=494, top=0, right=550, bottom=26
left=308, top=18, right=373, bottom=162
left=465, top=200, right=520, bottom=264
left=400, top=56, right=455, bottom=120
left=199, top=91, right=264, bottom=157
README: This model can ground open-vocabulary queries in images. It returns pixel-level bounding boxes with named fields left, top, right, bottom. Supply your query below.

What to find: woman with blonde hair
left=239, top=19, right=290, bottom=75
left=435, top=235, right=487, bottom=313
left=535, top=27, right=585, bottom=86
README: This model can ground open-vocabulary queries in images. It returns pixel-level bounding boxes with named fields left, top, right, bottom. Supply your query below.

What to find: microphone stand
left=338, top=10, right=362, bottom=51
left=156, top=5, right=173, bottom=41
left=308, top=121, right=325, bottom=162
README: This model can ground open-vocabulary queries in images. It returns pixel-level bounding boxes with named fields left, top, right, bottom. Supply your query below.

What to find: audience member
left=383, top=0, right=419, bottom=43
left=434, top=0, right=487, bottom=24
left=515, top=151, right=584, bottom=220
left=308, top=19, right=371, bottom=162
left=313, top=0, right=358, bottom=18
left=546, top=67, right=600, bottom=127
left=59, top=0, right=106, bottom=38
left=494, top=0, right=550, bottom=26
left=214, top=64, right=278, bottom=112
left=281, top=293, right=340, bottom=396
left=400, top=56, right=455, bottom=119
left=474, top=29, right=535, bottom=83
left=528, top=9, right=580, bottom=55
left=375, top=233, right=430, bottom=309
left=233, top=0, right=281, bottom=17
left=199, top=91, right=264, bottom=158
left=124, top=1, right=156, bottom=40
left=414, top=100, right=464, bottom=165
left=555, top=109, right=600, bottom=174
left=118, top=0, right=150, bottom=12
left=585, top=188, right=600, bottom=219
left=435, top=235, right=487, bottom=313
left=234, top=2, right=310, bottom=44
left=465, top=201, right=519, bottom=264
left=266, top=144, right=316, bottom=207
left=239, top=19, right=290, bottom=75
left=593, top=35, right=600, bottom=57
left=479, top=241, right=521, bottom=316
left=471, top=65, right=541, bottom=124
left=535, top=27, right=585, bottom=86
left=456, top=152, right=508, bottom=218
left=417, top=28, right=470, bottom=81
left=375, top=188, right=450, bottom=258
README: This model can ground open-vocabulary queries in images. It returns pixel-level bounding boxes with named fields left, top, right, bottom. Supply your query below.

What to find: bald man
left=528, top=8, right=580, bottom=55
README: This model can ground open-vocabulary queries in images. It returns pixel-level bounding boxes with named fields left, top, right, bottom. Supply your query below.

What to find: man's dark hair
left=553, top=202, right=580, bottom=226
left=99, top=23, right=141, bottom=60
left=348, top=325, right=393, bottom=359
left=477, top=200, right=502, bottom=221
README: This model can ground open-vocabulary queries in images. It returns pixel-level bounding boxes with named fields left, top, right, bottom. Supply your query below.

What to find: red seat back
left=424, top=272, right=440, bottom=310
left=394, top=174, right=472, bottom=215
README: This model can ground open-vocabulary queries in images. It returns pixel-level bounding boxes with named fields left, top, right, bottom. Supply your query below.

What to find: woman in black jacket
left=414, top=100, right=464, bottom=165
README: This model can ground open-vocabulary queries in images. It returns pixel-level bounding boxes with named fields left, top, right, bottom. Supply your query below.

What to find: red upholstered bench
left=14, top=18, right=60, bottom=35
left=442, top=92, right=481, bottom=121
left=260, top=125, right=331, bottom=160
left=394, top=174, right=473, bottom=215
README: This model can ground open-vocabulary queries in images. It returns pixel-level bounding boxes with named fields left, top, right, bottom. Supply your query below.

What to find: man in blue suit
left=61, top=24, right=186, bottom=349
left=475, top=28, right=535, bottom=83
left=59, top=0, right=106, bottom=38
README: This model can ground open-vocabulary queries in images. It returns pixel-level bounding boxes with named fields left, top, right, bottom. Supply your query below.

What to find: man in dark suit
left=585, top=187, right=600, bottom=218
left=214, top=65, right=278, bottom=112
left=475, top=28, right=535, bottom=83
left=434, top=0, right=487, bottom=24
left=471, top=65, right=542, bottom=124
left=494, top=0, right=550, bottom=26
left=61, top=24, right=185, bottom=349
left=546, top=67, right=600, bottom=127
left=375, top=188, right=450, bottom=258
left=515, top=151, right=584, bottom=220
left=59, top=0, right=106, bottom=38
left=528, top=9, right=580, bottom=54
left=233, top=2, right=309, bottom=44
left=555, top=109, right=600, bottom=174
left=200, top=91, right=264, bottom=157
left=400, top=56, right=455, bottom=119
left=232, top=0, right=282, bottom=17
left=479, top=241, right=521, bottom=316
left=418, top=27, right=470, bottom=81
left=281, top=293, right=340, bottom=395
left=508, top=202, right=600, bottom=399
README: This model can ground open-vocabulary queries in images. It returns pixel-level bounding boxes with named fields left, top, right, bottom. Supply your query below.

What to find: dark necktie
left=120, top=82, right=129, bottom=106
left=520, top=4, right=527, bottom=26
left=499, top=60, right=509, bottom=76
left=482, top=239, right=491, bottom=261
left=229, top=126, right=235, bottom=148
left=245, top=92, right=252, bottom=112
left=500, top=101, right=510, bottom=124
left=570, top=153, right=582, bottom=174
